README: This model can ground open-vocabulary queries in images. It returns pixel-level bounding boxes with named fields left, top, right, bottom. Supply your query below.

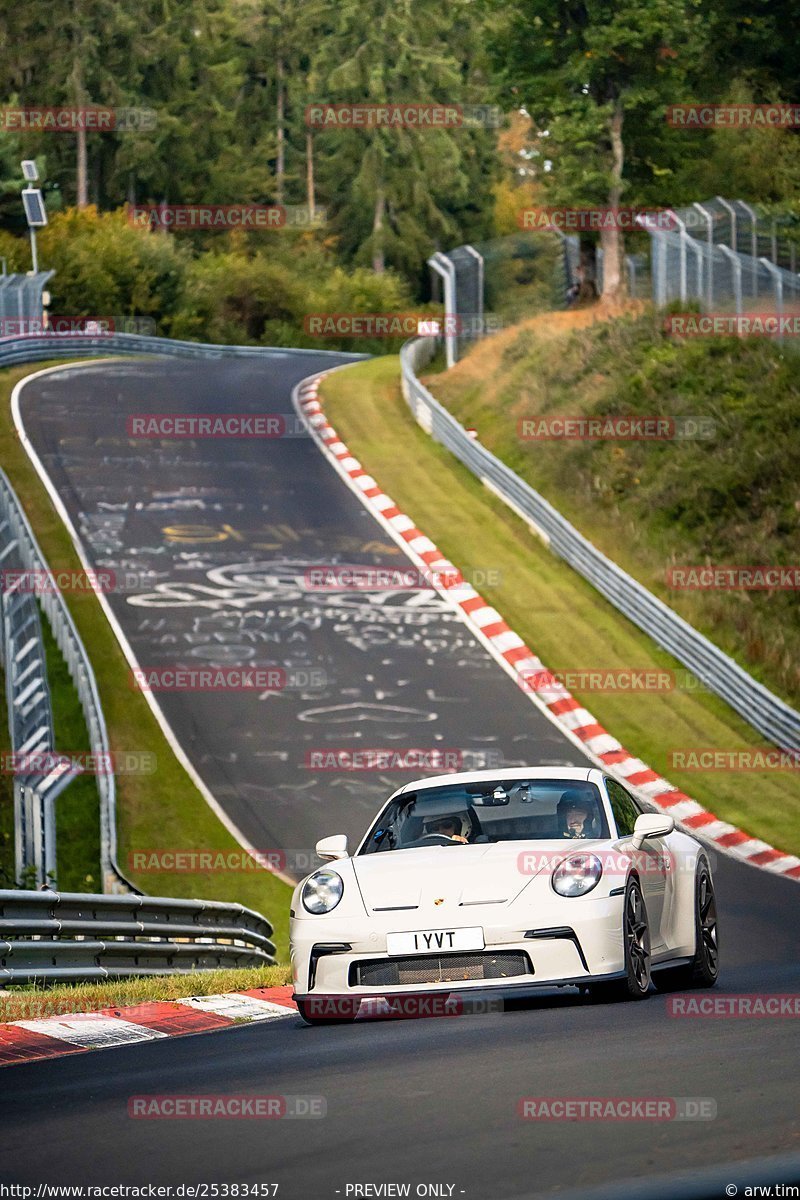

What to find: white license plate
left=386, top=927, right=484, bottom=955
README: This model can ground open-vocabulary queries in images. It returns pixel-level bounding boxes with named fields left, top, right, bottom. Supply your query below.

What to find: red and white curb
left=0, top=986, right=298, bottom=1067
left=293, top=370, right=800, bottom=884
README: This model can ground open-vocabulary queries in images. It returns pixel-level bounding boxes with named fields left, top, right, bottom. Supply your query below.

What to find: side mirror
left=315, top=834, right=349, bottom=862
left=630, top=813, right=674, bottom=851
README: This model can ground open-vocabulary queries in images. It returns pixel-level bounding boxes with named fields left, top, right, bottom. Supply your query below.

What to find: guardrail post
left=13, top=784, right=27, bottom=884
left=665, top=211, right=688, bottom=303
left=759, top=257, right=784, bottom=343
left=692, top=202, right=714, bottom=307
left=427, top=252, right=457, bottom=368
left=463, top=245, right=484, bottom=326
left=718, top=245, right=743, bottom=314
left=715, top=196, right=737, bottom=252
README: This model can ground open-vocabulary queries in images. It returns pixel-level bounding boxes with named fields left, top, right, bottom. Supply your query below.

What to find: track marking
left=176, top=993, right=295, bottom=1021
left=14, top=1014, right=168, bottom=1048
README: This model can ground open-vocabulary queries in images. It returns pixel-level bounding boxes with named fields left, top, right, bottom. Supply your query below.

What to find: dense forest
left=0, top=0, right=798, bottom=341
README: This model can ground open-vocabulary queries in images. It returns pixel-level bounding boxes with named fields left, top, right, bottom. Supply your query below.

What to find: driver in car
left=424, top=816, right=469, bottom=844
left=560, top=795, right=596, bottom=839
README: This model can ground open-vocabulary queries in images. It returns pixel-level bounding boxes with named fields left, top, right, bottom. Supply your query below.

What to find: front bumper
left=291, top=893, right=627, bottom=999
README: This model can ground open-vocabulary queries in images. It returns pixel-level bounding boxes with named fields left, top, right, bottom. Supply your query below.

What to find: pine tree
left=309, top=0, right=483, bottom=276
left=487, top=0, right=702, bottom=303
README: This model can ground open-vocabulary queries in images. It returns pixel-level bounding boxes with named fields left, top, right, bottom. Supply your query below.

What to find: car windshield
left=359, top=779, right=608, bottom=853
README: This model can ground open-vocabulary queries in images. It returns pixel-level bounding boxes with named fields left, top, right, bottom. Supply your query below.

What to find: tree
left=309, top=0, right=491, bottom=277
left=0, top=0, right=143, bottom=208
left=246, top=0, right=335, bottom=217
left=487, top=0, right=702, bottom=304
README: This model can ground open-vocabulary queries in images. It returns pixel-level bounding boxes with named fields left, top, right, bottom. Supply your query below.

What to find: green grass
left=0, top=362, right=292, bottom=959
left=431, top=308, right=800, bottom=709
left=321, top=356, right=800, bottom=857
left=0, top=964, right=292, bottom=1023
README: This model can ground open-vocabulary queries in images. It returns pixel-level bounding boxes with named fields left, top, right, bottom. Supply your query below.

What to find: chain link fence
left=431, top=230, right=653, bottom=365
left=431, top=197, right=798, bottom=361
left=639, top=197, right=800, bottom=334
left=429, top=231, right=568, bottom=364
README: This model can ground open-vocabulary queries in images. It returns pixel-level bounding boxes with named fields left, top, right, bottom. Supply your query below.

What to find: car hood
left=350, top=842, right=601, bottom=912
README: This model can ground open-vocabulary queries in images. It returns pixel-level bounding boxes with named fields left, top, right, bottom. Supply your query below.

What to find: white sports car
left=290, top=767, right=719, bottom=1024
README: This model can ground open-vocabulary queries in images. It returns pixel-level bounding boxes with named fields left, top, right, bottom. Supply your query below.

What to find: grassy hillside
left=429, top=307, right=800, bottom=709
left=321, top=356, right=800, bottom=856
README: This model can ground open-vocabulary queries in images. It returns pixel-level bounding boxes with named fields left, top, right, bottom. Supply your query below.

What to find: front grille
left=351, top=950, right=532, bottom=988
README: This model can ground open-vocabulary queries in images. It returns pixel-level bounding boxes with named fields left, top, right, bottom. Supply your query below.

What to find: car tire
left=590, top=876, right=651, bottom=1002
left=295, top=997, right=359, bottom=1026
left=652, top=858, right=719, bottom=992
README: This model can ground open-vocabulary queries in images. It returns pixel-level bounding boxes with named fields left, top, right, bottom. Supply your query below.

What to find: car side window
left=606, top=779, right=641, bottom=837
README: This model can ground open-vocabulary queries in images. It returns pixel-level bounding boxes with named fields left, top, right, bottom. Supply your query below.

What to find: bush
left=5, top=206, right=430, bottom=350
left=169, top=249, right=306, bottom=344
left=36, top=207, right=188, bottom=325
left=0, top=228, right=29, bottom=273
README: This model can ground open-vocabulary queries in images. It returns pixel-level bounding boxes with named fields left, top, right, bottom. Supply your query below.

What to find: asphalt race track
left=2, top=856, right=799, bottom=1196
left=15, top=355, right=583, bottom=874
left=5, top=353, right=800, bottom=1196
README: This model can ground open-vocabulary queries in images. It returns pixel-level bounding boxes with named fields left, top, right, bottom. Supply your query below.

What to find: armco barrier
left=0, top=330, right=365, bottom=370
left=0, top=504, right=58, bottom=883
left=0, top=468, right=126, bottom=892
left=400, top=336, right=800, bottom=754
left=0, top=889, right=275, bottom=982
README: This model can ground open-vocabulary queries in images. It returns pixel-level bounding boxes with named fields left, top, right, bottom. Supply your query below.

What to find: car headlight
left=301, top=869, right=344, bottom=914
left=552, top=853, right=603, bottom=897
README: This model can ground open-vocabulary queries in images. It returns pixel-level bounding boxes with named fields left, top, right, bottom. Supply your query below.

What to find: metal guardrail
left=0, top=889, right=275, bottom=982
left=0, top=468, right=132, bottom=893
left=400, top=336, right=800, bottom=754
left=0, top=523, right=56, bottom=882
left=0, top=330, right=367, bottom=370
